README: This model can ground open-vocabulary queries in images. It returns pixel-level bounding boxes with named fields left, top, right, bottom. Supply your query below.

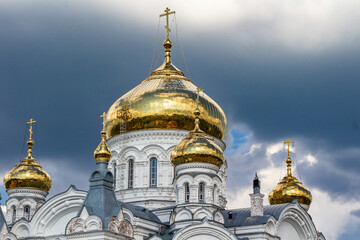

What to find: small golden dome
left=268, top=139, right=312, bottom=207
left=268, top=171, right=312, bottom=206
left=170, top=109, right=225, bottom=167
left=94, top=113, right=112, bottom=162
left=105, top=23, right=227, bottom=141
left=4, top=119, right=52, bottom=192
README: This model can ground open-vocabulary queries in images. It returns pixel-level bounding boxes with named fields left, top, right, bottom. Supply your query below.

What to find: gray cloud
left=1, top=1, right=360, bottom=238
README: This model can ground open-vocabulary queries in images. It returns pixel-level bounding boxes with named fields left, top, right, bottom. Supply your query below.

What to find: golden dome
left=94, top=113, right=112, bottom=162
left=105, top=34, right=227, bottom=141
left=268, top=171, right=312, bottom=206
left=4, top=119, right=52, bottom=192
left=170, top=109, right=225, bottom=167
left=268, top=139, right=312, bottom=207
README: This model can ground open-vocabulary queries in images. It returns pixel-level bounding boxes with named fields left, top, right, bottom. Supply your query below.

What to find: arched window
left=12, top=206, right=16, bottom=222
left=128, top=159, right=134, bottom=189
left=199, top=182, right=205, bottom=203
left=213, top=185, right=218, bottom=205
left=24, top=205, right=30, bottom=220
left=149, top=157, right=157, bottom=187
left=113, top=162, right=117, bottom=189
left=184, top=183, right=190, bottom=203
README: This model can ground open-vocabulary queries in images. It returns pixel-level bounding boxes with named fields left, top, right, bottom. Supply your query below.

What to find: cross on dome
left=100, top=112, right=106, bottom=130
left=160, top=7, right=175, bottom=40
left=284, top=138, right=294, bottom=177
left=27, top=118, right=37, bottom=139
left=284, top=138, right=294, bottom=158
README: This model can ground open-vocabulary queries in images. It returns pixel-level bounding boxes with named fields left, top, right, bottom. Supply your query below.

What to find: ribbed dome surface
left=105, top=65, right=227, bottom=141
left=4, top=155, right=52, bottom=192
left=269, top=175, right=312, bottom=206
left=170, top=110, right=225, bottom=167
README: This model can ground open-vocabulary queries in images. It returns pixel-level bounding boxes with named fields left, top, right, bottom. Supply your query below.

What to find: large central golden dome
left=106, top=38, right=227, bottom=141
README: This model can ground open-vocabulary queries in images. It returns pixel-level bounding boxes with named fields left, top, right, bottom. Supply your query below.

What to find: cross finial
left=27, top=118, right=37, bottom=139
left=100, top=112, right=106, bottom=131
left=284, top=138, right=294, bottom=176
left=284, top=138, right=294, bottom=158
left=195, top=87, right=204, bottom=110
left=160, top=7, right=175, bottom=40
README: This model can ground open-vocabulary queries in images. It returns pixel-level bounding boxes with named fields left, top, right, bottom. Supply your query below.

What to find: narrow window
left=12, top=206, right=16, bottom=222
left=199, top=182, right=205, bottom=203
left=113, top=162, right=117, bottom=189
left=24, top=205, right=30, bottom=220
left=184, top=183, right=190, bottom=203
left=213, top=185, right=218, bottom=205
left=149, top=157, right=157, bottom=187
left=128, top=159, right=134, bottom=189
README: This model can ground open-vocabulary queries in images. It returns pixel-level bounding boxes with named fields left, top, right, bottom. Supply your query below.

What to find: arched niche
left=173, top=219, right=237, bottom=240
left=175, top=208, right=192, bottom=222
left=30, top=186, right=86, bottom=237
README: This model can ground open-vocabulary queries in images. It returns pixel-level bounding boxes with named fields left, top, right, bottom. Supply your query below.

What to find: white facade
left=107, top=129, right=227, bottom=210
left=0, top=121, right=326, bottom=240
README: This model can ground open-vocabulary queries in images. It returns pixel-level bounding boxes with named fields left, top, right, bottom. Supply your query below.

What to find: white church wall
left=28, top=186, right=86, bottom=237
left=276, top=204, right=318, bottom=240
left=277, top=221, right=302, bottom=240
left=173, top=219, right=238, bottom=240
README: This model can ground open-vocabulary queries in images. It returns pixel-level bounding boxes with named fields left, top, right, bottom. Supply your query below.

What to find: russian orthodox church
left=0, top=8, right=326, bottom=240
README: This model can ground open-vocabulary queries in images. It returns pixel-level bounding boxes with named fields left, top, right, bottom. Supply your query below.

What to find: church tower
left=104, top=8, right=228, bottom=210
left=169, top=100, right=226, bottom=227
left=3, top=119, right=52, bottom=224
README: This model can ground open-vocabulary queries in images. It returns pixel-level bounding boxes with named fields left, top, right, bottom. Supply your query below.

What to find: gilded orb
left=170, top=110, right=225, bottom=167
left=4, top=157, right=52, bottom=193
left=268, top=174, right=312, bottom=207
left=94, top=130, right=112, bottom=162
left=105, top=62, right=227, bottom=141
left=269, top=140, right=312, bottom=209
left=4, top=120, right=52, bottom=193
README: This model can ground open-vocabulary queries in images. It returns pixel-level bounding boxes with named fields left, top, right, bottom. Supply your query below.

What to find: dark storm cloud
left=0, top=1, right=157, bottom=195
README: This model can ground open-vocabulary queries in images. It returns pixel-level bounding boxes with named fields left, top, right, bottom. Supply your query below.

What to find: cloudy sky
left=1, top=0, right=359, bottom=239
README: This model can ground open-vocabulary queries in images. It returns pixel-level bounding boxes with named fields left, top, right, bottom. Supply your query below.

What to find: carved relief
left=65, top=215, right=102, bottom=234
left=107, top=217, right=133, bottom=237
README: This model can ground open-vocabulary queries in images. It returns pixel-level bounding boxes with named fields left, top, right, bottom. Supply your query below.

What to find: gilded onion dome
left=94, top=113, right=112, bottom=162
left=4, top=119, right=52, bottom=193
left=268, top=139, right=312, bottom=208
left=105, top=17, right=227, bottom=141
left=170, top=108, right=225, bottom=167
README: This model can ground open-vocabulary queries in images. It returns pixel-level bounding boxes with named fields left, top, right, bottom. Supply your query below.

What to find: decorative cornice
left=175, top=162, right=219, bottom=174
left=7, top=188, right=48, bottom=199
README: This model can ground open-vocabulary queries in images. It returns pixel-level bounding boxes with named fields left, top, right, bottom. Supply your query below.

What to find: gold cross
left=284, top=138, right=294, bottom=158
left=196, top=87, right=204, bottom=109
left=160, top=7, right=175, bottom=40
left=100, top=112, right=106, bottom=130
left=27, top=118, right=37, bottom=139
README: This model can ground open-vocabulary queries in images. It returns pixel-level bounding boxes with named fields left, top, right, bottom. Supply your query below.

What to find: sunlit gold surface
left=106, top=9, right=227, bottom=141
left=94, top=113, right=112, bottom=162
left=269, top=139, right=312, bottom=206
left=268, top=175, right=312, bottom=206
left=4, top=119, right=52, bottom=192
left=106, top=66, right=227, bottom=141
left=4, top=157, right=53, bottom=192
left=170, top=109, right=225, bottom=167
